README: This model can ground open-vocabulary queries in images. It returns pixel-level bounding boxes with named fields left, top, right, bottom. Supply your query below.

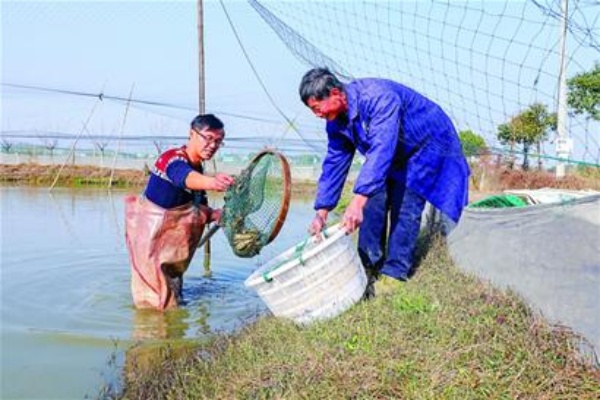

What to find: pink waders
left=125, top=195, right=209, bottom=310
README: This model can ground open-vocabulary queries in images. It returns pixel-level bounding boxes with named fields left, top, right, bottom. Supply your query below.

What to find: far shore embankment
left=2, top=161, right=598, bottom=201
left=0, top=162, right=320, bottom=198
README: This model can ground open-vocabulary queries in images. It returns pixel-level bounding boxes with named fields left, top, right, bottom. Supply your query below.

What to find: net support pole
left=197, top=0, right=212, bottom=273
left=108, top=83, right=134, bottom=189
left=197, top=0, right=205, bottom=115
left=555, top=0, right=570, bottom=178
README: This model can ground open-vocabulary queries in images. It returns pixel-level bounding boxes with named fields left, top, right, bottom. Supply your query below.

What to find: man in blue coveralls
left=299, top=68, right=469, bottom=297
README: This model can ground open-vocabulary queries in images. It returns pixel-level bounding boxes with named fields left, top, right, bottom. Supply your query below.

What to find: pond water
left=1, top=186, right=315, bottom=399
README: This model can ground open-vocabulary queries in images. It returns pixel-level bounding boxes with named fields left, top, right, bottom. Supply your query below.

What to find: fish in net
left=199, top=149, right=291, bottom=258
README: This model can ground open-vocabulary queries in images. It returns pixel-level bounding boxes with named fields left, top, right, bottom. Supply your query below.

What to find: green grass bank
left=112, top=238, right=599, bottom=399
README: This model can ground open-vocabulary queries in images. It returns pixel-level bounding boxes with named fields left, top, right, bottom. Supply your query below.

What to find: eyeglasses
left=193, top=129, right=225, bottom=148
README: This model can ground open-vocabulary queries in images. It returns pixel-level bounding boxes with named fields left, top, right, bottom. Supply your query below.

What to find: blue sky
left=1, top=0, right=323, bottom=154
left=2, top=1, right=599, bottom=162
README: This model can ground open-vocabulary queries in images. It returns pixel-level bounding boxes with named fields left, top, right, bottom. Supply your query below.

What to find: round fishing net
left=220, top=150, right=291, bottom=258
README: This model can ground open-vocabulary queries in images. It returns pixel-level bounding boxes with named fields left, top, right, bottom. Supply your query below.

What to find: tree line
left=460, top=64, right=599, bottom=170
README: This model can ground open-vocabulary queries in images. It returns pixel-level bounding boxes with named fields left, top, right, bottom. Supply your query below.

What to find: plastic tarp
left=504, top=188, right=600, bottom=205
left=125, top=195, right=209, bottom=310
left=448, top=193, right=600, bottom=356
left=469, top=194, right=528, bottom=208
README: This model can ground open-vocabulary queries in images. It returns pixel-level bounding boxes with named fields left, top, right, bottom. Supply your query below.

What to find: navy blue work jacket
left=314, top=78, right=470, bottom=222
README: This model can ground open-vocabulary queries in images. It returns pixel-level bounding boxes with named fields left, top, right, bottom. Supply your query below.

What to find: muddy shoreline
left=0, top=163, right=319, bottom=197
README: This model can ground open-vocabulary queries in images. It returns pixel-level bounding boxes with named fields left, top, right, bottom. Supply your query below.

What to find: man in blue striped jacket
left=299, top=68, right=469, bottom=296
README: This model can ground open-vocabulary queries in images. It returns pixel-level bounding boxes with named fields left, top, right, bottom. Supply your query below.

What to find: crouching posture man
left=299, top=68, right=470, bottom=297
left=125, top=114, right=234, bottom=310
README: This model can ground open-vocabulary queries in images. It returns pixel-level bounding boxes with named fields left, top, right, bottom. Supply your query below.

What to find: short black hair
left=299, top=68, right=344, bottom=105
left=190, top=114, right=224, bottom=132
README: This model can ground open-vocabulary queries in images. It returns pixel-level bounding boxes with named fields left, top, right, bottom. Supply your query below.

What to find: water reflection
left=47, top=190, right=81, bottom=246
left=133, top=308, right=195, bottom=340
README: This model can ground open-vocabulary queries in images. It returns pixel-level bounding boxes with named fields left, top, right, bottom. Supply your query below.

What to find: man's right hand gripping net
left=219, top=149, right=291, bottom=258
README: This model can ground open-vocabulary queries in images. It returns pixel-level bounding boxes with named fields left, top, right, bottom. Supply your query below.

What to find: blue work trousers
left=358, top=182, right=426, bottom=281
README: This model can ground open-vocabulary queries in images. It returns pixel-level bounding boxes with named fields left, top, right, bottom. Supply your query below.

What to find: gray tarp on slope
left=448, top=194, right=600, bottom=357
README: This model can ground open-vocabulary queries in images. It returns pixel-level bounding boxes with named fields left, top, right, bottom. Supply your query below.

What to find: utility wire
left=0, top=129, right=327, bottom=147
left=3, top=82, right=187, bottom=110
left=218, top=0, right=323, bottom=153
left=2, top=82, right=322, bottom=128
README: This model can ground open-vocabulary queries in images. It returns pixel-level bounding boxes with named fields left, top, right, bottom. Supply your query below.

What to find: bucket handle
left=261, top=224, right=333, bottom=283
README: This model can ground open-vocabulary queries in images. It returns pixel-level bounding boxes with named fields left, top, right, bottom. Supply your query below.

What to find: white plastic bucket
left=244, top=225, right=367, bottom=324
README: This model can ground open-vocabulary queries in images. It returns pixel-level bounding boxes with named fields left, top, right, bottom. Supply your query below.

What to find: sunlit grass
left=112, top=237, right=599, bottom=399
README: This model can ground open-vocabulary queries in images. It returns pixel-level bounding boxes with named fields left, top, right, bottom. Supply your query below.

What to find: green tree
left=497, top=103, right=556, bottom=170
left=497, top=123, right=516, bottom=169
left=567, top=63, right=600, bottom=121
left=459, top=130, right=487, bottom=157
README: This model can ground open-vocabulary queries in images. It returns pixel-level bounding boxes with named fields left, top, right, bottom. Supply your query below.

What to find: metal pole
left=198, top=0, right=212, bottom=272
left=197, top=0, right=205, bottom=114
left=108, top=83, right=135, bottom=189
left=555, top=0, right=570, bottom=178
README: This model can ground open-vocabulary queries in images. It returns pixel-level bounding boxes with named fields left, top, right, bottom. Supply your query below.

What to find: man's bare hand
left=215, top=173, right=235, bottom=186
left=207, top=174, right=233, bottom=191
left=308, top=209, right=329, bottom=238
left=185, top=171, right=234, bottom=192
left=342, top=194, right=369, bottom=233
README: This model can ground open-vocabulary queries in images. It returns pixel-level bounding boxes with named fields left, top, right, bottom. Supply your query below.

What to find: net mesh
left=3, top=1, right=598, bottom=173
left=249, top=0, right=600, bottom=167
left=221, top=151, right=290, bottom=258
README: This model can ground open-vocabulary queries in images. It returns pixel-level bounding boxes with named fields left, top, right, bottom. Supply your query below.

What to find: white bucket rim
left=244, top=224, right=349, bottom=288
